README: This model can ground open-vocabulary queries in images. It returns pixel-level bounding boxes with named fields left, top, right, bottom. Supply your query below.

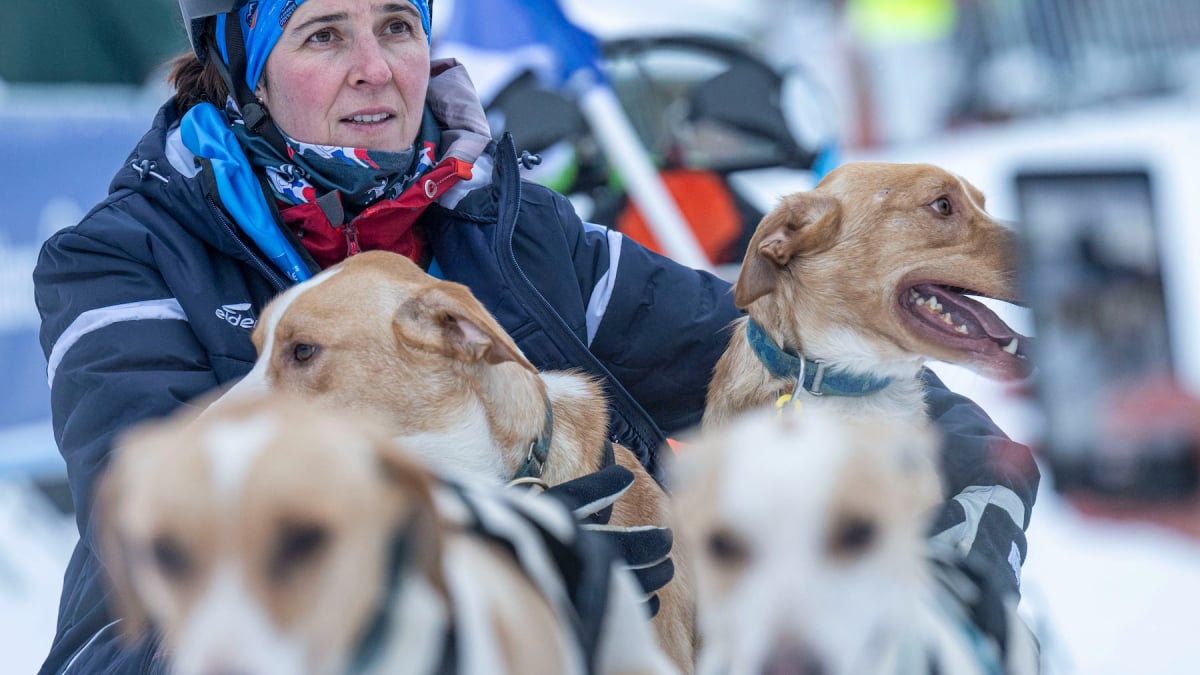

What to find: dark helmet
left=179, top=0, right=433, bottom=61
left=177, top=0, right=242, bottom=61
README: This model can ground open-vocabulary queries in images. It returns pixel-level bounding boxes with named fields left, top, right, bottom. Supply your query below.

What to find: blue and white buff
left=216, top=0, right=433, bottom=90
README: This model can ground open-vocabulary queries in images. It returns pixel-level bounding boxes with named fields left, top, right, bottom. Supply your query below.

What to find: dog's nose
left=761, top=642, right=826, bottom=675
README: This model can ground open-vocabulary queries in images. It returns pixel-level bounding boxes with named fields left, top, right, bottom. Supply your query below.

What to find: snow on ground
left=932, top=363, right=1200, bottom=675
left=1024, top=486, right=1200, bottom=675
left=0, top=481, right=77, bottom=675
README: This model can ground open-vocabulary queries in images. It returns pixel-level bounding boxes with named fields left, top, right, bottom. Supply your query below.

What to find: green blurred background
left=0, top=0, right=187, bottom=85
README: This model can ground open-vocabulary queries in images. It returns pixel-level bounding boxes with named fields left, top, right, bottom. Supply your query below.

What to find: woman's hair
left=169, top=51, right=230, bottom=113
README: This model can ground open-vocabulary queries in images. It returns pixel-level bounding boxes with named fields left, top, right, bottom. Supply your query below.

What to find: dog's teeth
left=917, top=295, right=944, bottom=313
left=956, top=324, right=969, bottom=334
left=942, top=313, right=955, bottom=325
left=1002, top=338, right=1019, bottom=354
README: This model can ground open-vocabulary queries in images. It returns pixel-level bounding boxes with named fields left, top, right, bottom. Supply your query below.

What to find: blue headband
left=217, top=0, right=432, bottom=90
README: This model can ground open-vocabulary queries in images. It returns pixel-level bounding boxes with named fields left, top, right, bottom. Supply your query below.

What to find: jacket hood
left=110, top=101, right=256, bottom=262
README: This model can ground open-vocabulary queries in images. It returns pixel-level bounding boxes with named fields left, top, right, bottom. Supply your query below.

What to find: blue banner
left=436, top=0, right=605, bottom=101
left=0, top=102, right=151, bottom=478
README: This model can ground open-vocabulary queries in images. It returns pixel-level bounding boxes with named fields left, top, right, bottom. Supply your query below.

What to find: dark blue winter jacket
left=34, top=94, right=1038, bottom=673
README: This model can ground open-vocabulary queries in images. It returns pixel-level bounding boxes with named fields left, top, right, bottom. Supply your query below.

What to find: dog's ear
left=734, top=193, right=842, bottom=307
left=94, top=450, right=154, bottom=645
left=375, top=443, right=448, bottom=596
left=395, top=283, right=537, bottom=372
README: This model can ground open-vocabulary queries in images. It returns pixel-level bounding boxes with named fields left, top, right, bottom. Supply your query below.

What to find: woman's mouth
left=345, top=113, right=392, bottom=125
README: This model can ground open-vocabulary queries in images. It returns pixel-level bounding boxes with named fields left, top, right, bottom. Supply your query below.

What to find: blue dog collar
left=744, top=319, right=893, bottom=397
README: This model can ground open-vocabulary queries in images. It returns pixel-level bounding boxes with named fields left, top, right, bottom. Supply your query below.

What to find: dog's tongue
left=913, top=283, right=1021, bottom=341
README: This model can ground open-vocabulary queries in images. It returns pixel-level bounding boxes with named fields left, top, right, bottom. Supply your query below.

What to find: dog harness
left=348, top=513, right=458, bottom=675
left=745, top=318, right=894, bottom=397
left=347, top=479, right=608, bottom=674
left=351, top=479, right=615, bottom=674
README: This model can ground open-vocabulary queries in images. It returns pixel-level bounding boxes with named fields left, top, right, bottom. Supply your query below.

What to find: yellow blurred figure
left=849, top=0, right=959, bottom=44
left=846, top=0, right=963, bottom=145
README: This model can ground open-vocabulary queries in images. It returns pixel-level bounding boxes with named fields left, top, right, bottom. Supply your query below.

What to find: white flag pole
left=574, top=82, right=713, bottom=271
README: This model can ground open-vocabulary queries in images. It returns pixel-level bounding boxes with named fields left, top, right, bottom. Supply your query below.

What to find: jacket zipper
left=206, top=195, right=290, bottom=292
left=344, top=221, right=362, bottom=256
left=491, top=136, right=663, bottom=461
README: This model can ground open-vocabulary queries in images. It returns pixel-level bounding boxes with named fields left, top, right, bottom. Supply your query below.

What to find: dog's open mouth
left=900, top=283, right=1033, bottom=379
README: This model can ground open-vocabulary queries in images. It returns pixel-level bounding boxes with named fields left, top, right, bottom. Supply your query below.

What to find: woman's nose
left=349, top=39, right=393, bottom=86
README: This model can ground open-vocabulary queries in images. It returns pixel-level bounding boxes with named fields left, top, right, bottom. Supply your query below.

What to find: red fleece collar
left=280, top=157, right=472, bottom=269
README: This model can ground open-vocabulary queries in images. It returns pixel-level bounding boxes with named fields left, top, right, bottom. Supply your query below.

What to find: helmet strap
left=208, top=15, right=291, bottom=159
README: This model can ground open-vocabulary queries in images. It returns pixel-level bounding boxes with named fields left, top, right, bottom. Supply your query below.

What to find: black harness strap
left=347, top=524, right=409, bottom=674
left=346, top=515, right=455, bottom=675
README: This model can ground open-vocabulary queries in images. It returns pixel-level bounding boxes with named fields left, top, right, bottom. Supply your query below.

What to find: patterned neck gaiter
left=226, top=98, right=443, bottom=220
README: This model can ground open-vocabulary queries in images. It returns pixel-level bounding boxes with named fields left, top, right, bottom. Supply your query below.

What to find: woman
left=33, top=0, right=1038, bottom=672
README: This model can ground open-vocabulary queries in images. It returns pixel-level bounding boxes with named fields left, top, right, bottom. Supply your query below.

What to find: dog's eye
left=151, top=536, right=192, bottom=580
left=830, top=516, right=877, bottom=558
left=706, top=528, right=749, bottom=567
left=292, top=343, right=318, bottom=363
left=931, top=197, right=953, bottom=216
left=271, top=522, right=330, bottom=578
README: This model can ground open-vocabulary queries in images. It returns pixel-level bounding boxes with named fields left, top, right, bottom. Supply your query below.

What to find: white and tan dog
left=671, top=408, right=1034, bottom=675
left=213, top=251, right=696, bottom=671
left=705, top=162, right=1031, bottom=431
left=99, top=394, right=676, bottom=675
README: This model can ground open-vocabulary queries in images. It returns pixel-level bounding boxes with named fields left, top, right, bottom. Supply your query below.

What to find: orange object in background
left=665, top=437, right=688, bottom=454
left=616, top=169, right=743, bottom=264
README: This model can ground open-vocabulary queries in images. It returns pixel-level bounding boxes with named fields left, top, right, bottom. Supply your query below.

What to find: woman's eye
left=293, top=344, right=318, bottom=362
left=307, top=29, right=335, bottom=44
left=385, top=20, right=412, bottom=36
left=931, top=197, right=953, bottom=216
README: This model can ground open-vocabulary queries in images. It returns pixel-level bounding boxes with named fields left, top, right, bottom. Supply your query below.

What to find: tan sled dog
left=98, top=394, right=675, bottom=675
left=216, top=251, right=696, bottom=672
left=705, top=162, right=1031, bottom=430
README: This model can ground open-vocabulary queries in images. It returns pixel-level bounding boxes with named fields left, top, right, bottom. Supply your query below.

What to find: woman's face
left=257, top=0, right=430, bottom=152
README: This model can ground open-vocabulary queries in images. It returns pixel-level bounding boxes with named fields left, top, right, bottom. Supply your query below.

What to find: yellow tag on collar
left=775, top=393, right=803, bottom=415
